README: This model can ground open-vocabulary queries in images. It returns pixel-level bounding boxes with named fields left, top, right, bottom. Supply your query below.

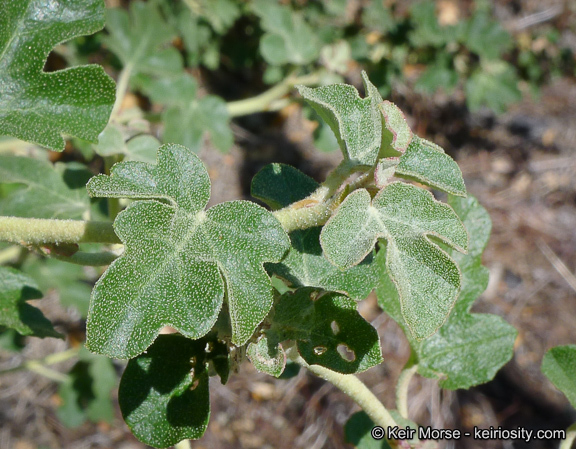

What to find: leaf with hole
left=0, top=156, right=90, bottom=219
left=118, top=335, right=211, bottom=447
left=297, top=72, right=385, bottom=168
left=322, top=183, right=468, bottom=340
left=270, top=288, right=382, bottom=374
left=0, top=267, right=62, bottom=339
left=86, top=143, right=290, bottom=358
left=0, top=0, right=115, bottom=151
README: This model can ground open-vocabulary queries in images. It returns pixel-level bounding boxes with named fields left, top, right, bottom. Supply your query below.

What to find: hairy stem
left=396, top=363, right=418, bottom=419
left=110, top=63, right=134, bottom=121
left=287, top=349, right=398, bottom=430
left=0, top=216, right=120, bottom=245
left=226, top=72, right=322, bottom=118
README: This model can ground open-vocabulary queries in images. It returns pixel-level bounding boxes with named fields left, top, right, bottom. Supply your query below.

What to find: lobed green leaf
left=104, top=1, right=183, bottom=79
left=377, top=195, right=517, bottom=389
left=144, top=74, right=232, bottom=153
left=271, top=288, right=382, bottom=374
left=297, top=72, right=384, bottom=168
left=0, top=0, right=115, bottom=151
left=322, top=184, right=468, bottom=340
left=252, top=0, right=320, bottom=65
left=86, top=144, right=290, bottom=358
left=0, top=266, right=62, bottom=339
left=0, top=156, right=90, bottom=219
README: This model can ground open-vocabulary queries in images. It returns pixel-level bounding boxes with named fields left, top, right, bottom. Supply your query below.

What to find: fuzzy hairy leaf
left=0, top=156, right=89, bottom=219
left=297, top=72, right=384, bottom=168
left=145, top=74, right=232, bottom=153
left=395, top=136, right=467, bottom=196
left=104, top=1, right=182, bottom=79
left=247, top=335, right=286, bottom=378
left=86, top=144, right=289, bottom=358
left=0, top=267, right=61, bottom=339
left=377, top=195, right=517, bottom=389
left=380, top=101, right=413, bottom=155
left=252, top=0, right=320, bottom=65
left=0, top=0, right=115, bottom=151
left=119, top=335, right=211, bottom=447
left=271, top=288, right=382, bottom=374
left=94, top=124, right=161, bottom=164
left=465, top=62, right=521, bottom=114
left=542, top=345, right=576, bottom=409
left=322, top=184, right=468, bottom=340
left=252, top=164, right=378, bottom=300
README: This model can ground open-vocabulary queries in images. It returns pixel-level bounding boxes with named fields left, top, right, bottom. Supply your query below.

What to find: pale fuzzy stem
left=287, top=349, right=398, bottom=430
left=0, top=348, right=78, bottom=382
left=396, top=364, right=418, bottom=419
left=110, top=63, right=134, bottom=121
left=226, top=72, right=322, bottom=118
left=560, top=422, right=576, bottom=449
left=0, top=216, right=120, bottom=245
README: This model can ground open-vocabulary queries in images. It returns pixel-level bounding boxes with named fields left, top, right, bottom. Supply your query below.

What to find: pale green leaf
left=465, top=62, right=521, bottom=114
left=57, top=347, right=116, bottom=427
left=268, top=228, right=378, bottom=301
left=104, top=1, right=182, bottom=79
left=145, top=74, right=232, bottom=153
left=247, top=335, right=286, bottom=378
left=251, top=164, right=378, bottom=299
left=395, top=136, right=467, bottom=196
left=464, top=11, right=513, bottom=60
left=418, top=313, right=517, bottom=389
left=297, top=72, right=384, bottom=168
left=377, top=195, right=517, bottom=389
left=271, top=288, right=382, bottom=374
left=0, top=0, right=115, bottom=151
left=86, top=144, right=290, bottom=358
left=0, top=266, right=62, bottom=339
left=0, top=156, right=89, bottom=219
left=22, top=257, right=92, bottom=318
left=119, top=335, right=211, bottom=447
left=322, top=184, right=468, bottom=340
left=252, top=0, right=320, bottom=65
left=380, top=101, right=413, bottom=155
left=542, top=345, right=576, bottom=409
left=94, top=124, right=161, bottom=163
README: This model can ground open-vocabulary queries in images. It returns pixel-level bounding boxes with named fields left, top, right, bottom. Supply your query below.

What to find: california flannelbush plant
left=1, top=1, right=575, bottom=449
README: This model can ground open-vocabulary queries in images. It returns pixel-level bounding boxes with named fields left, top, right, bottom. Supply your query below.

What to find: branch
left=226, top=72, right=322, bottom=118
left=287, top=348, right=398, bottom=430
left=0, top=216, right=120, bottom=245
